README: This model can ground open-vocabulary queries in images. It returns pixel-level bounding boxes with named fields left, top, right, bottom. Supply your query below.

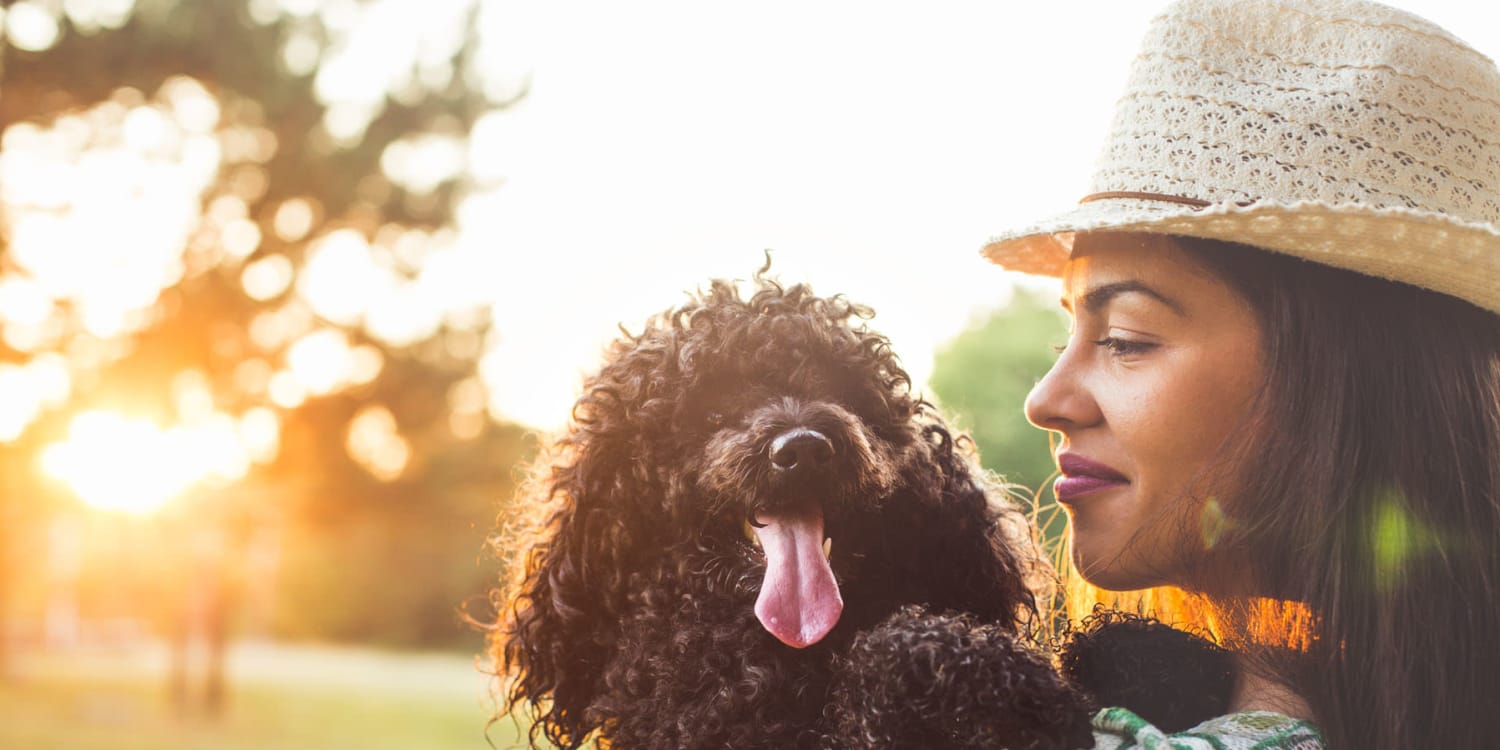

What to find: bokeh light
left=5, top=1, right=62, bottom=52
left=345, top=404, right=409, bottom=481
left=0, top=82, right=221, bottom=343
left=285, top=328, right=357, bottom=396
left=273, top=198, right=317, bottom=242
left=39, top=409, right=255, bottom=514
left=0, top=355, right=72, bottom=442
left=297, top=229, right=394, bottom=327
left=242, top=254, right=296, bottom=301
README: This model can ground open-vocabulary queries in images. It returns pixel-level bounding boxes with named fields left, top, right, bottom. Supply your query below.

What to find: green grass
left=0, top=642, right=545, bottom=750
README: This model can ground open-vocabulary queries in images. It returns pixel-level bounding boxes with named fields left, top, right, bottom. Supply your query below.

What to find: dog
left=487, top=265, right=1230, bottom=749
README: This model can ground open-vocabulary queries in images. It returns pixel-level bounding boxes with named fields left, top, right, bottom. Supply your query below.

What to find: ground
left=0, top=640, right=538, bottom=750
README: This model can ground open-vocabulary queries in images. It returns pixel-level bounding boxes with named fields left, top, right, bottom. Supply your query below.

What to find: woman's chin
left=1069, top=543, right=1167, bottom=592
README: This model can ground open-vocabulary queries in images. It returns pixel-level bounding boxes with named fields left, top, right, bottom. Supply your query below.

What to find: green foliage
left=928, top=289, right=1067, bottom=542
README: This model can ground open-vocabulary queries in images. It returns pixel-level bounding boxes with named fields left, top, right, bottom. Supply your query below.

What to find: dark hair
left=1175, top=236, right=1500, bottom=750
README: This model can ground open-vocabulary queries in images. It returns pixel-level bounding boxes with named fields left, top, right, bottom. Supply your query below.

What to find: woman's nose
left=1024, top=347, right=1099, bottom=433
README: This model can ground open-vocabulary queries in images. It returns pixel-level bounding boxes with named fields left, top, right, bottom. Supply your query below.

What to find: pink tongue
left=752, top=509, right=843, bottom=648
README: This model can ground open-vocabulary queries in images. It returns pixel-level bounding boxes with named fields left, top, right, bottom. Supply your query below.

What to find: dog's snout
left=769, top=429, right=835, bottom=473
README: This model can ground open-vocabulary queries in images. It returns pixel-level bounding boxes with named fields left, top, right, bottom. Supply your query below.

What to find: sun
left=39, top=410, right=252, bottom=514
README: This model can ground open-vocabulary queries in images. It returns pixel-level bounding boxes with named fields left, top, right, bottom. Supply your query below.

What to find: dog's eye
left=706, top=412, right=726, bottom=428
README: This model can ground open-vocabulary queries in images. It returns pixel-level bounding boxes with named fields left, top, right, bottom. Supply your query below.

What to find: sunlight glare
left=41, top=409, right=260, bottom=514
left=42, top=413, right=177, bottom=513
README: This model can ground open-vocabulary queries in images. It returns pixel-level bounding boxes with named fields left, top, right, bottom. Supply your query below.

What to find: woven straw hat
left=982, top=0, right=1500, bottom=314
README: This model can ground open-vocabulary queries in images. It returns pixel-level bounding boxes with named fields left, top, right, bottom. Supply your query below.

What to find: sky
left=464, top=0, right=1500, bottom=430
left=6, top=0, right=1498, bottom=458
left=0, top=0, right=1494, bottom=512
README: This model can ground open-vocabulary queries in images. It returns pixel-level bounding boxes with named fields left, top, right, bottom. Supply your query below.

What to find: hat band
left=1078, top=191, right=1212, bottom=207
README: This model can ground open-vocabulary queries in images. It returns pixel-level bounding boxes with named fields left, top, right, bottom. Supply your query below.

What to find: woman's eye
left=1093, top=336, right=1156, bottom=356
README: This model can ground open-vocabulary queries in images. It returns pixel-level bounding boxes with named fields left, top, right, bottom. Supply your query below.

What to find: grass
left=0, top=640, right=546, bottom=750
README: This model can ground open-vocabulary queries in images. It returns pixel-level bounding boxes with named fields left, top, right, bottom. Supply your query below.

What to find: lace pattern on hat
left=1087, top=0, right=1500, bottom=225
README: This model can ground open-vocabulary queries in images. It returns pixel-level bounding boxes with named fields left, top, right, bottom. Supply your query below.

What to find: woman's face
left=1024, top=233, right=1265, bottom=591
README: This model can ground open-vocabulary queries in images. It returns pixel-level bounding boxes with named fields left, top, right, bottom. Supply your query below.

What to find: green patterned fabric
left=1091, top=707, right=1324, bottom=750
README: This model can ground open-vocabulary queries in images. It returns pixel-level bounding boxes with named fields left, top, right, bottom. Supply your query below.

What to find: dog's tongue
left=752, top=509, right=843, bottom=648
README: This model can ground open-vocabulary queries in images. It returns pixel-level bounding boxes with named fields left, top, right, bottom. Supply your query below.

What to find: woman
left=982, top=1, right=1500, bottom=748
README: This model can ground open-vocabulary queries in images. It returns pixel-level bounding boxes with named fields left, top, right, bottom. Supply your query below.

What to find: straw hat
left=982, top=0, right=1500, bottom=314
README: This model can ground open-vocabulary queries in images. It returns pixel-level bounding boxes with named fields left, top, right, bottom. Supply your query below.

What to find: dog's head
left=581, top=271, right=946, bottom=633
left=494, top=268, right=1039, bottom=748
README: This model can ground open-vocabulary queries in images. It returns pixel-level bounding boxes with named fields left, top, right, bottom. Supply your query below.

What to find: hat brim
left=982, top=197, right=1500, bottom=315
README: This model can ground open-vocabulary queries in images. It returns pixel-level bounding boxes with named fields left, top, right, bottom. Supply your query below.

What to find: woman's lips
left=1054, top=453, right=1129, bottom=504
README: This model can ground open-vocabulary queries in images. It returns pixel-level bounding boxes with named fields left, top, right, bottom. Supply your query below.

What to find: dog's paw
left=826, top=605, right=1093, bottom=750
left=1059, top=609, right=1234, bottom=733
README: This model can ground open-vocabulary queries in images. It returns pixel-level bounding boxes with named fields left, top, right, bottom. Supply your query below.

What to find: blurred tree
left=0, top=0, right=531, bottom=687
left=929, top=289, right=1069, bottom=546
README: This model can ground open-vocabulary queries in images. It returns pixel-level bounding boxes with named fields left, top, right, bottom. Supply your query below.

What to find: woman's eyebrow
left=1067, top=280, right=1187, bottom=317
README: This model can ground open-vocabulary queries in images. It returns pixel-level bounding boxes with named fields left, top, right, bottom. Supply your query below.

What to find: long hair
left=1062, top=236, right=1500, bottom=749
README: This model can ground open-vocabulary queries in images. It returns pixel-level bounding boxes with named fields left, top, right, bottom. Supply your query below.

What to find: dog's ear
left=497, top=432, right=649, bottom=748
left=882, top=420, right=1042, bottom=629
left=496, top=379, right=660, bottom=749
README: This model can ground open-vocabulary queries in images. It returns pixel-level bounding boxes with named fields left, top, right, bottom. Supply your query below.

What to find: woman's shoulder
left=1091, top=706, right=1324, bottom=750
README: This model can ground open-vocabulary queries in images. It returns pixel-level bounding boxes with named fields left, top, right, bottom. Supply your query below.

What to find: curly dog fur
left=827, top=607, right=1235, bottom=748
left=1059, top=609, right=1234, bottom=734
left=486, top=266, right=1230, bottom=749
left=829, top=606, right=1095, bottom=749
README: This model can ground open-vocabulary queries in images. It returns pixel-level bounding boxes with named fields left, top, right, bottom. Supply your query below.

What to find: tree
left=0, top=0, right=529, bottom=691
left=929, top=289, right=1069, bottom=546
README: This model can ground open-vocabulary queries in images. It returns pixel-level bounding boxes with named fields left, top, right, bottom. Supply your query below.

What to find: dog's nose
left=769, top=429, right=835, bottom=474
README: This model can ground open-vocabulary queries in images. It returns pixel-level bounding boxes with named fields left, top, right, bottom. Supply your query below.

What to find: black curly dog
left=489, top=266, right=1231, bottom=749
